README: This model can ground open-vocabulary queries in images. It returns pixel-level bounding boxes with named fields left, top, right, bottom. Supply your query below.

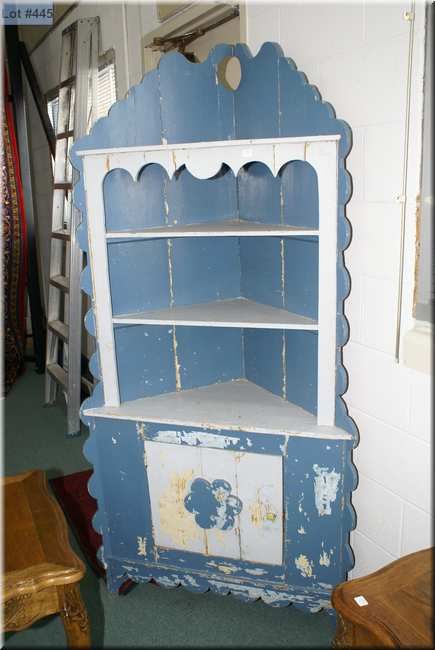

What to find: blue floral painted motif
left=184, top=478, right=243, bottom=530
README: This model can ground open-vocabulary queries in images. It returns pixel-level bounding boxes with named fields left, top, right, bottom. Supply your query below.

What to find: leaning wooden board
left=71, top=42, right=358, bottom=613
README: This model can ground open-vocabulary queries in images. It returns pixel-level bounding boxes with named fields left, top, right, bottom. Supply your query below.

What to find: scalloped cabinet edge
left=72, top=41, right=358, bottom=614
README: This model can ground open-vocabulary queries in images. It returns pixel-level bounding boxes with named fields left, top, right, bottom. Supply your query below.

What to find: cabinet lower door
left=145, top=441, right=283, bottom=565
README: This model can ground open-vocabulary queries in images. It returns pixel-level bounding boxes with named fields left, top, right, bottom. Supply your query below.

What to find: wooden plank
left=83, top=156, right=120, bottom=406
left=106, top=219, right=319, bottom=239
left=200, top=447, right=241, bottom=560
left=144, top=442, right=206, bottom=554
left=83, top=379, right=353, bottom=440
left=76, top=134, right=342, bottom=158
left=112, top=297, right=318, bottom=330
left=237, top=452, right=283, bottom=565
left=306, top=141, right=338, bottom=425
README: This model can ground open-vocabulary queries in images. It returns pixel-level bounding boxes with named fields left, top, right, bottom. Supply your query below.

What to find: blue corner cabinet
left=71, top=42, right=358, bottom=613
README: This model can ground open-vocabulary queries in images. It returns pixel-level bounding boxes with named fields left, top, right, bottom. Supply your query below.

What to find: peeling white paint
left=297, top=526, right=306, bottom=535
left=181, top=574, right=200, bottom=587
left=157, top=575, right=178, bottom=588
left=136, top=422, right=146, bottom=440
left=319, top=551, right=330, bottom=567
left=111, top=436, right=118, bottom=444
left=244, top=567, right=268, bottom=576
left=155, top=429, right=240, bottom=449
left=295, top=554, right=314, bottom=578
left=137, top=536, right=147, bottom=556
left=207, top=561, right=238, bottom=574
left=313, top=464, right=341, bottom=516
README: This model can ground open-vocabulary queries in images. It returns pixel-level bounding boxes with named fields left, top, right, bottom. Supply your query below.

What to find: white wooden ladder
left=44, top=18, right=99, bottom=436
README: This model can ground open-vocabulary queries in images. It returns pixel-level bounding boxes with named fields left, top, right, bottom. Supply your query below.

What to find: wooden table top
left=332, top=548, right=433, bottom=648
left=3, top=471, right=85, bottom=602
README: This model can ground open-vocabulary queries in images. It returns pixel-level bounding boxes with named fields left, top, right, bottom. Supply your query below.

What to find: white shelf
left=83, top=379, right=351, bottom=440
left=106, top=219, right=319, bottom=240
left=112, top=297, right=318, bottom=330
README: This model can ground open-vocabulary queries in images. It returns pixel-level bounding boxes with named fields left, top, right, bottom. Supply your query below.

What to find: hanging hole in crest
left=217, top=56, right=242, bottom=91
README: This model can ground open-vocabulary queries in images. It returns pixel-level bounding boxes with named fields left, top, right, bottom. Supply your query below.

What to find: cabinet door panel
left=144, top=441, right=283, bottom=564
left=237, top=452, right=283, bottom=564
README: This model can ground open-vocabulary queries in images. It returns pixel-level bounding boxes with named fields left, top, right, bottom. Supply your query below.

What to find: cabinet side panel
left=284, top=437, right=347, bottom=587
left=92, top=418, right=155, bottom=562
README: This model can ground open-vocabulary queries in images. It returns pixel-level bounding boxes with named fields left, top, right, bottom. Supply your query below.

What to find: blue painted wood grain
left=240, top=237, right=283, bottom=309
left=91, top=418, right=155, bottom=562
left=114, top=325, right=175, bottom=402
left=172, top=237, right=241, bottom=305
left=237, top=162, right=281, bottom=224
left=234, top=43, right=281, bottom=139
left=103, top=165, right=167, bottom=232
left=159, top=45, right=235, bottom=143
left=284, top=437, right=348, bottom=586
left=284, top=237, right=319, bottom=320
left=176, top=326, right=243, bottom=390
left=108, top=239, right=170, bottom=315
left=167, top=166, right=237, bottom=225
left=281, top=162, right=319, bottom=229
left=285, top=331, right=318, bottom=414
left=244, top=328, right=284, bottom=398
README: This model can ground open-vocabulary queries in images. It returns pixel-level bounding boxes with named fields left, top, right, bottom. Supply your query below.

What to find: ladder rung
left=59, top=75, right=76, bottom=89
left=48, top=319, right=69, bottom=342
left=47, top=363, right=68, bottom=388
left=52, top=229, right=70, bottom=241
left=56, top=130, right=74, bottom=140
left=53, top=182, right=73, bottom=191
left=50, top=275, right=69, bottom=292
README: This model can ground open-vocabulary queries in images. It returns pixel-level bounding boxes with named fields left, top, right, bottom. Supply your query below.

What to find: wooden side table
left=331, top=547, right=433, bottom=648
left=3, top=471, right=91, bottom=647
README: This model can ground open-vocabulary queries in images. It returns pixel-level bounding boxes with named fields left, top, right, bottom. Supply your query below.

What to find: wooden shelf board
left=84, top=379, right=351, bottom=440
left=106, top=219, right=319, bottom=240
left=112, top=298, right=318, bottom=330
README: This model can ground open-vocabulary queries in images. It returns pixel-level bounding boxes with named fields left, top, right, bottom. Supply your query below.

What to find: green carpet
left=4, top=368, right=335, bottom=647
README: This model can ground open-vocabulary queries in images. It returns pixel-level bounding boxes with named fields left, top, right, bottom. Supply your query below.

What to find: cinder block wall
left=245, top=1, right=432, bottom=578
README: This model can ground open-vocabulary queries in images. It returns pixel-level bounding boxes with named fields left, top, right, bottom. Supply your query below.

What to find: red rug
left=49, top=469, right=133, bottom=594
left=3, top=65, right=28, bottom=395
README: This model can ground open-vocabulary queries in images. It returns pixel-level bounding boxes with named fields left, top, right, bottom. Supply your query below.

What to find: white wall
left=245, top=1, right=432, bottom=578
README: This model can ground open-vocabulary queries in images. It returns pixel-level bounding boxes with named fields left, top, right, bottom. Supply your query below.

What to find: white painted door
left=145, top=441, right=283, bottom=564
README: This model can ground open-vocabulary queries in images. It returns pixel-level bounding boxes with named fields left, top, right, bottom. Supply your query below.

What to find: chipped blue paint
left=184, top=478, right=243, bottom=530
left=72, top=41, right=358, bottom=613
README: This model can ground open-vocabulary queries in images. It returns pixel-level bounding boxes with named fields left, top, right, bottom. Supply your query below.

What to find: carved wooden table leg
left=58, top=584, right=91, bottom=648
